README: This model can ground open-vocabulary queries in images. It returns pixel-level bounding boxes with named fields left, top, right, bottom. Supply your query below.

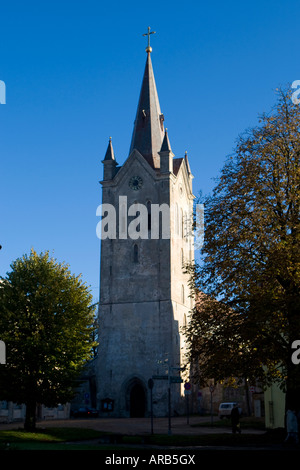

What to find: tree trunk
left=24, top=400, right=37, bottom=431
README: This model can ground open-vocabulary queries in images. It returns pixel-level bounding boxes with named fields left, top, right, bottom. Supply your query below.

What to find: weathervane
left=143, top=26, right=156, bottom=53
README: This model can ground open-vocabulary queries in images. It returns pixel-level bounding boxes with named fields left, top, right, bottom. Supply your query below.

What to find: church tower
left=96, top=29, right=194, bottom=417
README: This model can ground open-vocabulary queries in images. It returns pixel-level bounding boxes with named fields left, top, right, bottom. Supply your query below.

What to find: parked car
left=218, top=402, right=242, bottom=419
left=71, top=407, right=99, bottom=418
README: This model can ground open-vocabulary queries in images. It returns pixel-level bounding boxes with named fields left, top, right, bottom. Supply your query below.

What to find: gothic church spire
left=129, top=29, right=165, bottom=168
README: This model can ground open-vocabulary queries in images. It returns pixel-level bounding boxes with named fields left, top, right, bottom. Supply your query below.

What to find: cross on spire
left=143, top=26, right=156, bottom=53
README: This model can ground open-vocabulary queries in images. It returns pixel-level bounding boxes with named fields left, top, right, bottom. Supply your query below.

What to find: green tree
left=185, top=88, right=300, bottom=407
left=0, top=250, right=97, bottom=430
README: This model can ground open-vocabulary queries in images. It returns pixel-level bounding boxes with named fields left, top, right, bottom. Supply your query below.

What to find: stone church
left=96, top=32, right=195, bottom=418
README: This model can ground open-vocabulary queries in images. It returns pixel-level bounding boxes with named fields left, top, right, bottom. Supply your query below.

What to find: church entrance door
left=130, top=383, right=146, bottom=417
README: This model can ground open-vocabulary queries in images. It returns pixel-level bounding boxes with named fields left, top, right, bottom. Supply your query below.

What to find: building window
left=181, top=285, right=185, bottom=304
left=181, top=209, right=184, bottom=238
left=184, top=211, right=188, bottom=241
left=133, top=244, right=139, bottom=263
left=175, top=203, right=179, bottom=235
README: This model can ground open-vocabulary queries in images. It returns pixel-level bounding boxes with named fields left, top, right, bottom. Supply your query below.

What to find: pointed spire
left=159, top=129, right=174, bottom=174
left=160, top=128, right=172, bottom=153
left=129, top=50, right=164, bottom=168
left=102, top=137, right=117, bottom=181
left=104, top=137, right=115, bottom=161
left=184, top=150, right=192, bottom=174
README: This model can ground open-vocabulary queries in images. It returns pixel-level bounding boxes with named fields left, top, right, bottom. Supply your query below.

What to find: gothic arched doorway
left=129, top=383, right=146, bottom=417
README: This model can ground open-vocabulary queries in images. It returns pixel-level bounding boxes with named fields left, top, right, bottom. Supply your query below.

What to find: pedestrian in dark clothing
left=284, top=409, right=299, bottom=446
left=230, top=404, right=241, bottom=434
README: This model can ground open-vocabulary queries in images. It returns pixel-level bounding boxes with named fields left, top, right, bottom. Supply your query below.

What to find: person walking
left=284, top=409, right=299, bottom=446
left=230, top=404, right=241, bottom=434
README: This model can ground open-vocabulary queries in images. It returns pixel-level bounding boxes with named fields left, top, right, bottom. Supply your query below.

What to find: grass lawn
left=191, top=416, right=266, bottom=429
left=0, top=427, right=114, bottom=450
left=0, top=421, right=287, bottom=450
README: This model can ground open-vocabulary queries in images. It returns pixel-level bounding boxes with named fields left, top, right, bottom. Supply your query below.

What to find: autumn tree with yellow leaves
left=185, top=88, right=300, bottom=408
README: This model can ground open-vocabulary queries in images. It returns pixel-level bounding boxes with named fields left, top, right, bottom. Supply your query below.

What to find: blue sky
left=0, top=0, right=299, bottom=302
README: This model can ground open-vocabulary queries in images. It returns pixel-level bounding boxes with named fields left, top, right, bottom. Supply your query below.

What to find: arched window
left=133, top=244, right=138, bottom=263
left=181, top=285, right=185, bottom=304
left=184, top=211, right=188, bottom=241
